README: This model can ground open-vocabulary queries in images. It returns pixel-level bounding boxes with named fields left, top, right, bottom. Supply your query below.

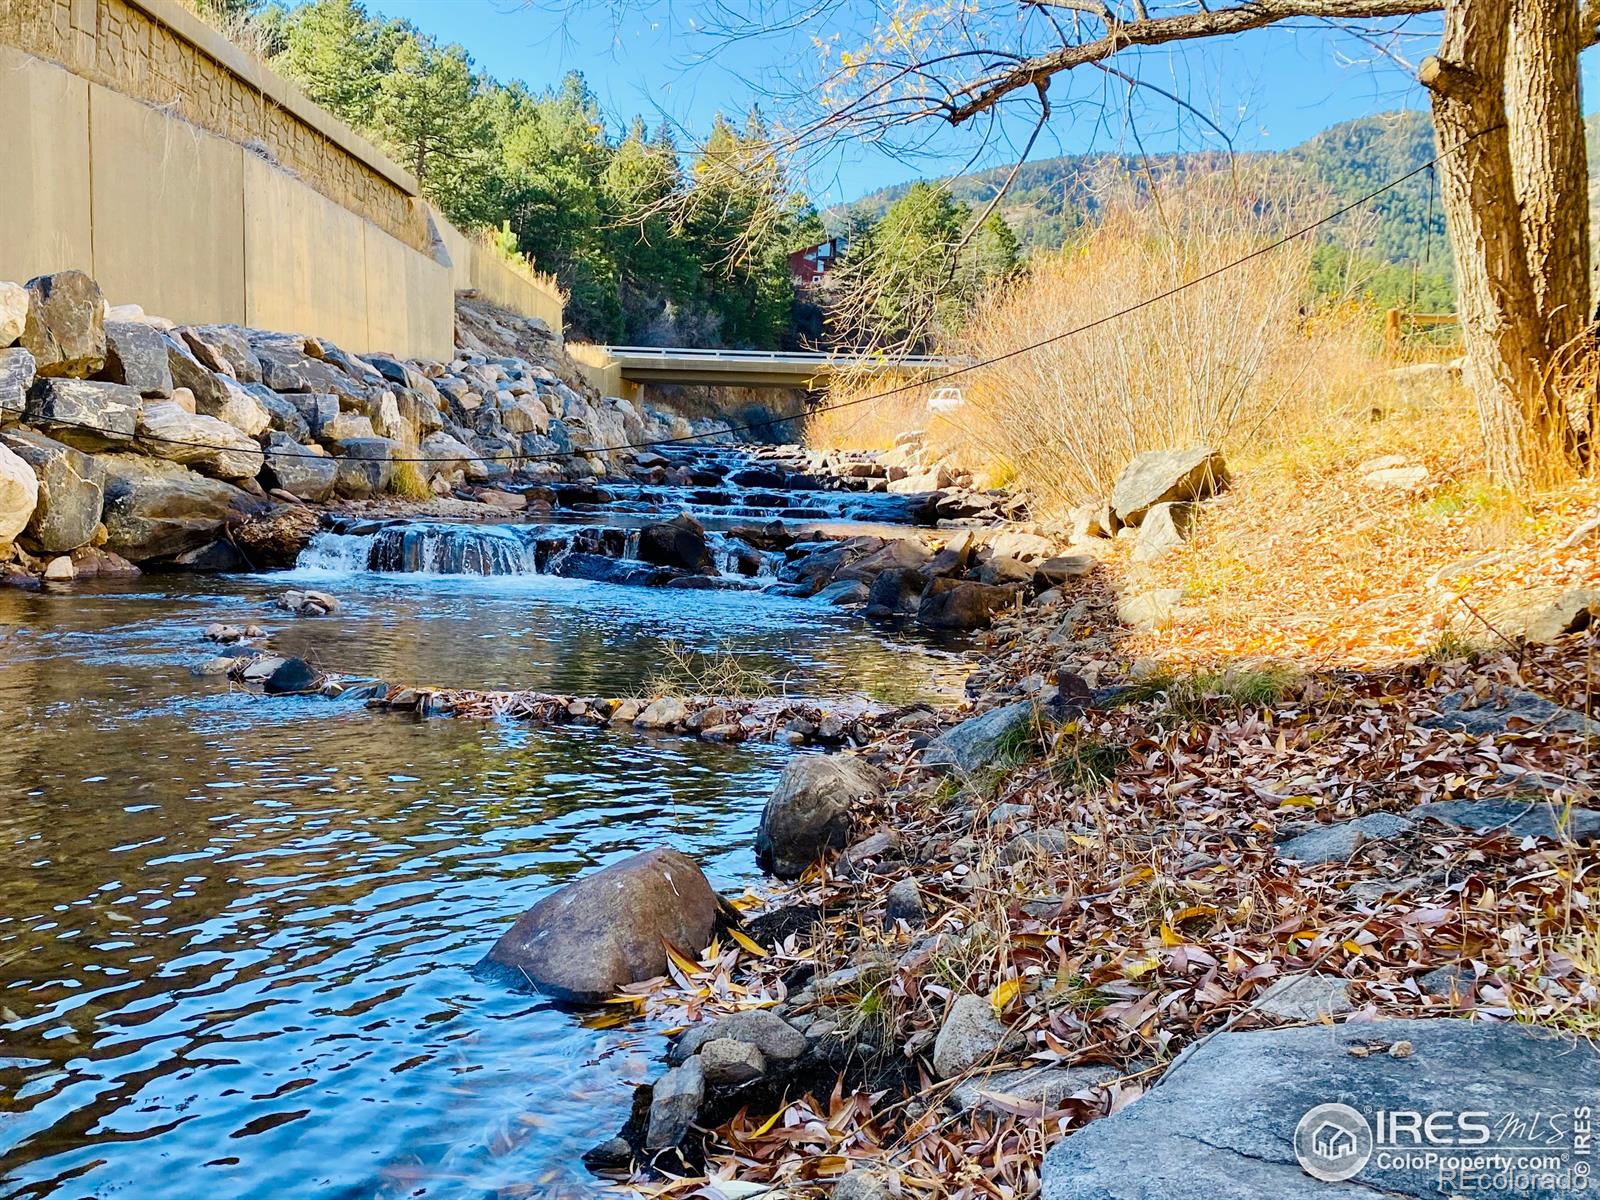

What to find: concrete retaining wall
left=0, top=0, right=564, bottom=361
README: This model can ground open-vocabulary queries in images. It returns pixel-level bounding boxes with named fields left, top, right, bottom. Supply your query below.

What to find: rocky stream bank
left=446, top=488, right=1599, bottom=1200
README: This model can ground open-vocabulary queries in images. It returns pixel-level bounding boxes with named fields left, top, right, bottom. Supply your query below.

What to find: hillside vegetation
left=840, top=112, right=1455, bottom=310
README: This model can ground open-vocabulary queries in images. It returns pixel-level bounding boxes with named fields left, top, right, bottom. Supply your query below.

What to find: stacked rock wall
left=0, top=269, right=689, bottom=584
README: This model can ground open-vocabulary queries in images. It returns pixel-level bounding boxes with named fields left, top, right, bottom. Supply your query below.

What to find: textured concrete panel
left=243, top=153, right=369, bottom=351
left=0, top=46, right=94, bottom=285
left=88, top=83, right=246, bottom=323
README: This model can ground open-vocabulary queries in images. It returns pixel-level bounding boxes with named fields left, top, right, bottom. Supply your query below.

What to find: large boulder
left=20, top=271, right=105, bottom=378
left=180, top=326, right=260, bottom=383
left=481, top=848, right=727, bottom=1003
left=25, top=379, right=140, bottom=450
left=0, top=281, right=28, bottom=346
left=916, top=577, right=1021, bottom=631
left=419, top=431, right=488, bottom=482
left=99, top=454, right=262, bottom=561
left=164, top=336, right=234, bottom=414
left=755, top=754, right=881, bottom=879
left=1130, top=501, right=1194, bottom=562
left=100, top=322, right=173, bottom=396
left=1, top=347, right=36, bottom=419
left=638, top=513, right=715, bottom=574
left=262, top=433, right=337, bottom=502
left=1041, top=1019, right=1600, bottom=1200
left=836, top=537, right=932, bottom=583
left=205, top=377, right=271, bottom=437
left=0, top=429, right=104, bottom=553
left=0, top=441, right=39, bottom=545
left=923, top=701, right=1043, bottom=775
left=865, top=566, right=927, bottom=622
left=137, top=401, right=264, bottom=480
left=333, top=437, right=397, bottom=498
left=1109, top=446, right=1228, bottom=526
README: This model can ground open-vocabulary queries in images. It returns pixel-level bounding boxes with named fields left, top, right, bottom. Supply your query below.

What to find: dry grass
left=951, top=170, right=1322, bottom=522
left=643, top=641, right=775, bottom=700
left=1113, top=371, right=1600, bottom=667
left=388, top=459, right=432, bottom=501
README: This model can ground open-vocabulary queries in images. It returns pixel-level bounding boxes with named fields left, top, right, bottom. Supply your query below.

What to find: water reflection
left=0, top=574, right=961, bottom=1199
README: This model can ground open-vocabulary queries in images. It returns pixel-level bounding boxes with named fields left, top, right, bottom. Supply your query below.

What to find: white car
left=926, top=386, right=964, bottom=412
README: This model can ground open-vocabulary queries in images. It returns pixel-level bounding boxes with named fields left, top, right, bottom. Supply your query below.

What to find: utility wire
left=16, top=125, right=1498, bottom=468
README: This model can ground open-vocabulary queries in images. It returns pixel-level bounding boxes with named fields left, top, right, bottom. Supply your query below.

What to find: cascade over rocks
left=482, top=848, right=728, bottom=1003
left=755, top=754, right=882, bottom=878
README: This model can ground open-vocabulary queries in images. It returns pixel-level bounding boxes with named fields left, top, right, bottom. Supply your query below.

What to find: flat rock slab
left=923, top=701, right=1043, bottom=775
left=1412, top=799, right=1600, bottom=843
left=948, top=1062, right=1120, bottom=1116
left=1252, top=973, right=1354, bottom=1021
left=1276, top=812, right=1414, bottom=865
left=1042, top=1018, right=1600, bottom=1200
left=1421, top=689, right=1596, bottom=738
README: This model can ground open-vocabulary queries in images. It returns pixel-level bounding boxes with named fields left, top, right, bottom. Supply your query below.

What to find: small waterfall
left=295, top=532, right=380, bottom=573
left=296, top=523, right=540, bottom=576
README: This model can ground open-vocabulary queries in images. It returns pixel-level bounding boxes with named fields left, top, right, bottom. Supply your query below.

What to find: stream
left=0, top=449, right=967, bottom=1200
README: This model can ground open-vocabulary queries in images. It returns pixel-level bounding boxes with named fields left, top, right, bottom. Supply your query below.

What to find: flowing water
left=0, top=477, right=967, bottom=1199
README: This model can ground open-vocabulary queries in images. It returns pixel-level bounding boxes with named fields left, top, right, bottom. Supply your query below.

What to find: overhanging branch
left=944, top=0, right=1445, bottom=124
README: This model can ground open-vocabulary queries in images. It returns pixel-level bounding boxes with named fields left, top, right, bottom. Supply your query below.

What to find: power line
left=15, top=125, right=1495, bottom=469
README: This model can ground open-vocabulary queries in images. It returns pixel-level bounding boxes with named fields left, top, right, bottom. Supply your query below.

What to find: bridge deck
left=598, top=346, right=955, bottom=388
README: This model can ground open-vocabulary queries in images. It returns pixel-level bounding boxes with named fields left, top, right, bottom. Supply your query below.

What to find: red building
left=787, top=237, right=846, bottom=287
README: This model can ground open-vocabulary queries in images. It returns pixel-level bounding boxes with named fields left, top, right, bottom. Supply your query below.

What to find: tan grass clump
left=949, top=167, right=1326, bottom=522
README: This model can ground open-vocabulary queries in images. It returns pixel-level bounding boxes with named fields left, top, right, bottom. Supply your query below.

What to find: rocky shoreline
left=463, top=540, right=1598, bottom=1197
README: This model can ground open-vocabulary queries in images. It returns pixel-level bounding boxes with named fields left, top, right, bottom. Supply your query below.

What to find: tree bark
left=1505, top=0, right=1590, bottom=349
left=1422, top=0, right=1551, bottom=482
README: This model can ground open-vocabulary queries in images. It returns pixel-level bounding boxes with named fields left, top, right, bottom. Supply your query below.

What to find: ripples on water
left=0, top=573, right=963, bottom=1199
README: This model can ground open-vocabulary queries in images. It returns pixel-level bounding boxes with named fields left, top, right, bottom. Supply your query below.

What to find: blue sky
left=364, top=1, right=1596, bottom=205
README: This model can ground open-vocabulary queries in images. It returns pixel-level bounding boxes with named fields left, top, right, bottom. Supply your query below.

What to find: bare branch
left=942, top=0, right=1443, bottom=124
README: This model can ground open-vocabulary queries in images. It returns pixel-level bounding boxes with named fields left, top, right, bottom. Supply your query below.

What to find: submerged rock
left=755, top=754, right=881, bottom=879
left=263, top=657, right=323, bottom=695
left=482, top=848, right=726, bottom=1003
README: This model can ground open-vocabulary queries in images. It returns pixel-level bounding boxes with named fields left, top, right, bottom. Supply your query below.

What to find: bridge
left=567, top=343, right=955, bottom=396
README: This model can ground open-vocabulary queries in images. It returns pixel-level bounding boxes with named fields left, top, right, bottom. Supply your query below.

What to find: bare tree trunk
left=1505, top=0, right=1590, bottom=349
left=1422, top=0, right=1551, bottom=482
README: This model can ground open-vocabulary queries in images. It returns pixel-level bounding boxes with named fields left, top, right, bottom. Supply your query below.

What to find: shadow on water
left=0, top=572, right=963, bottom=1199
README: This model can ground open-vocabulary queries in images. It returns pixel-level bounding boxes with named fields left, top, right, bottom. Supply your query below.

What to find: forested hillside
left=840, top=112, right=1457, bottom=308
left=217, top=0, right=818, bottom=347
